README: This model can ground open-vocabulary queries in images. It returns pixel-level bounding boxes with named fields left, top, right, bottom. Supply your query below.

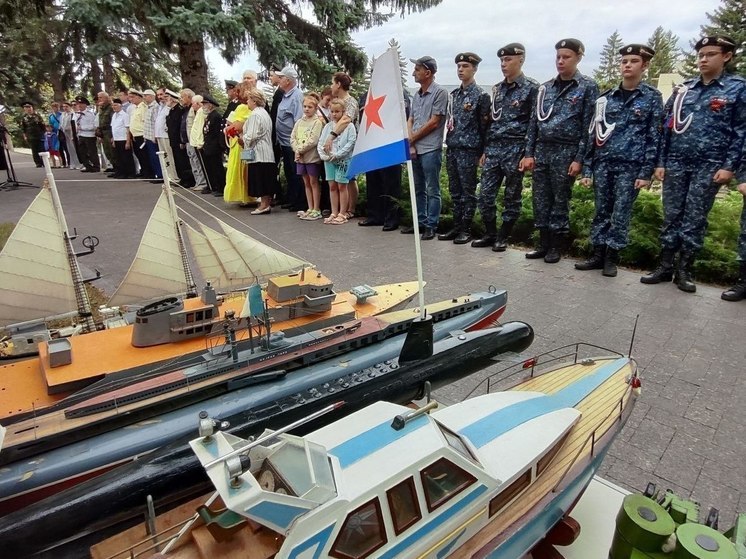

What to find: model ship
left=88, top=342, right=639, bottom=559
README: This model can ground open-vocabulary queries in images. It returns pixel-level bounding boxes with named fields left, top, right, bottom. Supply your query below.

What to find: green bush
left=362, top=158, right=744, bottom=284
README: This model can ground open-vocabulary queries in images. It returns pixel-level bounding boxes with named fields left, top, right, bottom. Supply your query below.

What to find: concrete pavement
left=2, top=152, right=744, bottom=527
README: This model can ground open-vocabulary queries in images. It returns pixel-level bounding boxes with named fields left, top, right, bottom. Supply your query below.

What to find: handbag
left=240, top=147, right=256, bottom=162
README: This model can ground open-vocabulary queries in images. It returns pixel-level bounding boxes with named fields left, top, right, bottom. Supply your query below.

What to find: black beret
left=202, top=94, right=220, bottom=107
left=111, top=98, right=122, bottom=105
left=74, top=95, right=90, bottom=105
left=555, top=38, right=585, bottom=55
left=695, top=35, right=737, bottom=52
left=498, top=43, right=526, bottom=57
left=454, top=52, right=482, bottom=66
left=225, top=79, right=238, bottom=89
left=21, top=101, right=34, bottom=107
left=619, top=44, right=655, bottom=60
left=270, top=62, right=283, bottom=72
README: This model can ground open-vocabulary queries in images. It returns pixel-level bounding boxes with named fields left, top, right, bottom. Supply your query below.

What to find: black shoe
left=437, top=228, right=459, bottom=241
left=602, top=248, right=619, bottom=277
left=492, top=237, right=508, bottom=252
left=544, top=247, right=561, bottom=263
left=454, top=231, right=472, bottom=245
left=199, top=187, right=212, bottom=194
left=212, top=191, right=224, bottom=197
left=471, top=235, right=496, bottom=248
left=640, top=249, right=676, bottom=284
left=382, top=224, right=399, bottom=232
left=575, top=245, right=606, bottom=271
left=722, top=263, right=746, bottom=301
left=280, top=203, right=292, bottom=209
left=149, top=179, right=164, bottom=184
left=526, top=229, right=550, bottom=259
left=421, top=227, right=435, bottom=240
left=676, top=251, right=697, bottom=293
left=543, top=231, right=563, bottom=263
left=80, top=168, right=94, bottom=173
left=400, top=226, right=415, bottom=234
left=358, top=219, right=382, bottom=227
left=492, top=221, right=514, bottom=252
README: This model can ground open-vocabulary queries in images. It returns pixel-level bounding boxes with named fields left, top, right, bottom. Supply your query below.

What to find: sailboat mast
left=41, top=153, right=96, bottom=333
left=160, top=152, right=197, bottom=298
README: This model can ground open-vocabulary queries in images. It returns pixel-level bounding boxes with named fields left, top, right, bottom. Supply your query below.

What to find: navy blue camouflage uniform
left=480, top=74, right=539, bottom=228
left=658, top=73, right=746, bottom=254
left=582, top=82, right=664, bottom=249
left=526, top=72, right=599, bottom=234
left=445, top=83, right=490, bottom=231
left=738, top=161, right=746, bottom=263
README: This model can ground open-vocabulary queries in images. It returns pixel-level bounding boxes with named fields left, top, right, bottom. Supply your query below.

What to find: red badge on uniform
left=709, top=97, right=727, bottom=112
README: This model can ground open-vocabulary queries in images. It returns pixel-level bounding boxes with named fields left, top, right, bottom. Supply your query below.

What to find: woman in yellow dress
left=223, top=83, right=255, bottom=205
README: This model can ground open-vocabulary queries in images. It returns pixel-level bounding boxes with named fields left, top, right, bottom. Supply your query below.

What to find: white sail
left=0, top=187, right=78, bottom=326
left=184, top=224, right=233, bottom=289
left=218, top=221, right=308, bottom=281
left=108, top=191, right=188, bottom=306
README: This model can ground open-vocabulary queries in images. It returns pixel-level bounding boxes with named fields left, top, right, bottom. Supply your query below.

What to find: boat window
left=186, top=313, right=194, bottom=324
left=196, top=310, right=204, bottom=321
left=488, top=468, right=531, bottom=517
left=386, top=478, right=421, bottom=535
left=537, top=432, right=569, bottom=476
left=330, top=498, right=387, bottom=559
left=205, top=309, right=213, bottom=319
left=437, top=423, right=478, bottom=463
left=420, top=457, right=477, bottom=512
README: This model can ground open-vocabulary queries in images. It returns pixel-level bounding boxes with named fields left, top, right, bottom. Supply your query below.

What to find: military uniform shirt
left=97, top=103, right=113, bottom=134
left=659, top=73, right=746, bottom=170
left=583, top=82, right=664, bottom=179
left=525, top=71, right=599, bottom=161
left=76, top=108, right=97, bottom=138
left=21, top=113, right=45, bottom=139
left=485, top=74, right=540, bottom=143
left=445, top=82, right=490, bottom=151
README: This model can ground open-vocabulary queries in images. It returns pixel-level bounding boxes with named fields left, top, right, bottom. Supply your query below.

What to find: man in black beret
left=20, top=101, right=45, bottom=167
left=224, top=79, right=240, bottom=122
left=521, top=38, right=598, bottom=263
left=74, top=95, right=101, bottom=172
left=438, top=52, right=490, bottom=244
left=201, top=94, right=226, bottom=196
left=641, top=34, right=746, bottom=293
left=576, top=43, right=663, bottom=277
left=470, top=43, right=539, bottom=251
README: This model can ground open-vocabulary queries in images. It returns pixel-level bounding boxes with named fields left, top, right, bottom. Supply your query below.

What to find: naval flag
left=346, top=47, right=410, bottom=179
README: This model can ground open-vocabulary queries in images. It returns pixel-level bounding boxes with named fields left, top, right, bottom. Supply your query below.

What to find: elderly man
left=164, top=89, right=194, bottom=188
left=243, top=69, right=258, bottom=88
left=142, top=88, right=163, bottom=182
left=74, top=96, right=100, bottom=172
left=274, top=66, right=305, bottom=211
left=128, top=88, right=153, bottom=179
left=180, top=89, right=207, bottom=192
left=201, top=94, right=226, bottom=196
left=404, top=56, right=448, bottom=240
left=20, top=102, right=45, bottom=167
left=110, top=98, right=136, bottom=179
left=96, top=92, right=115, bottom=173
left=153, top=87, right=178, bottom=183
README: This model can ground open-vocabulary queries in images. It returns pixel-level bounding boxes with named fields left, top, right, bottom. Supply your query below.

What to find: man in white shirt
left=110, top=98, right=136, bottom=178
left=75, top=95, right=100, bottom=172
left=154, top=87, right=178, bottom=182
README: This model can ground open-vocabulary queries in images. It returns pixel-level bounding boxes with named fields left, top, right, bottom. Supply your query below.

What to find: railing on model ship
left=463, top=342, right=625, bottom=399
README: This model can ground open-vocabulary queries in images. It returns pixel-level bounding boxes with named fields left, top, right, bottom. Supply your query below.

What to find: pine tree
left=684, top=0, right=746, bottom=78
left=593, top=31, right=624, bottom=90
left=646, top=27, right=681, bottom=85
left=388, top=38, right=409, bottom=88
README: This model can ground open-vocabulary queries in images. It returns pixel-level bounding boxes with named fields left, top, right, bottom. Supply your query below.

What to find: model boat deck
left=0, top=282, right=419, bottom=420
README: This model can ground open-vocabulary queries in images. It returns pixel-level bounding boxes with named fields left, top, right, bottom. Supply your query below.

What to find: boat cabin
left=193, top=395, right=580, bottom=559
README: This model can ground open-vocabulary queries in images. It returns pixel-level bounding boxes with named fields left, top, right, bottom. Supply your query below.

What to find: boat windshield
left=436, top=422, right=479, bottom=464
left=266, top=437, right=336, bottom=503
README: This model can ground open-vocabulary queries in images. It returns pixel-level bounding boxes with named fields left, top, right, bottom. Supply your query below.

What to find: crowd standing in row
left=17, top=35, right=746, bottom=301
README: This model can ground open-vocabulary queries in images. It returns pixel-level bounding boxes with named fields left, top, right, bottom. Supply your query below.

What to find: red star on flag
left=363, top=91, right=386, bottom=132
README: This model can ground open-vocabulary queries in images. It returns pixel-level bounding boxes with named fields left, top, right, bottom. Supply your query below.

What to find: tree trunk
left=178, top=39, right=209, bottom=93
left=90, top=58, right=103, bottom=96
left=103, top=55, right=115, bottom=94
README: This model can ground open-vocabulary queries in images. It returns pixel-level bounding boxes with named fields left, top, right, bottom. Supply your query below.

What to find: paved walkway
left=2, top=153, right=744, bottom=526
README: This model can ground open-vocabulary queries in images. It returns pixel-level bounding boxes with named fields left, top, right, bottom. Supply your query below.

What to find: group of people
left=403, top=36, right=745, bottom=302
left=17, top=33, right=746, bottom=302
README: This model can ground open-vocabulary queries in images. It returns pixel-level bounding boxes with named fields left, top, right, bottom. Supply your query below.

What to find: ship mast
left=159, top=152, right=197, bottom=298
left=41, top=153, right=96, bottom=333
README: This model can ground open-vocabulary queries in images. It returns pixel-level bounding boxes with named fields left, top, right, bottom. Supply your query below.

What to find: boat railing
left=99, top=514, right=196, bottom=559
left=551, top=384, right=635, bottom=494
left=463, top=342, right=626, bottom=399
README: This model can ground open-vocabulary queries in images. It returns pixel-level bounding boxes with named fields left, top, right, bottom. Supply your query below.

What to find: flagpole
left=405, top=159, right=427, bottom=320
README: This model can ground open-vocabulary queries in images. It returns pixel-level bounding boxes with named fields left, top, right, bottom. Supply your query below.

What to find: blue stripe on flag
left=347, top=139, right=410, bottom=179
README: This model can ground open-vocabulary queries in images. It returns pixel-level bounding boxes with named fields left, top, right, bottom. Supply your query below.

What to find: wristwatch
left=330, top=131, right=339, bottom=137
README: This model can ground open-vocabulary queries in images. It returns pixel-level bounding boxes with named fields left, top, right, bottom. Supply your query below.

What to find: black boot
left=471, top=220, right=497, bottom=248
left=722, top=263, right=746, bottom=301
left=575, top=245, right=606, bottom=271
left=675, top=251, right=697, bottom=293
left=437, top=227, right=459, bottom=241
left=453, top=226, right=473, bottom=244
left=492, top=221, right=515, bottom=252
left=603, top=247, right=619, bottom=277
left=526, top=229, right=550, bottom=259
left=544, top=231, right=563, bottom=264
left=640, top=249, right=676, bottom=284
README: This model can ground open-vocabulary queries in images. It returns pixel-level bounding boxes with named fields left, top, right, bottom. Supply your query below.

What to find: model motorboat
left=89, top=342, right=639, bottom=559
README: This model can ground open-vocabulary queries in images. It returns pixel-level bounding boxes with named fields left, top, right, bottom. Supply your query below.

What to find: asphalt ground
left=2, top=151, right=744, bottom=528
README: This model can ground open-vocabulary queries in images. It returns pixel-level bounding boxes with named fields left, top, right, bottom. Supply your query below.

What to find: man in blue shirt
left=521, top=39, right=598, bottom=263
left=404, top=56, right=448, bottom=240
left=577, top=44, right=663, bottom=277
left=274, top=66, right=305, bottom=212
left=641, top=35, right=746, bottom=293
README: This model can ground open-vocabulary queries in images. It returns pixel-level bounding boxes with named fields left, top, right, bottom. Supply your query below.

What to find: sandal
left=323, top=214, right=338, bottom=224
left=344, top=212, right=355, bottom=219
left=331, top=215, right=348, bottom=225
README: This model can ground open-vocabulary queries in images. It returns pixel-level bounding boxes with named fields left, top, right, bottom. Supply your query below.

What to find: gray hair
left=179, top=88, right=195, bottom=99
